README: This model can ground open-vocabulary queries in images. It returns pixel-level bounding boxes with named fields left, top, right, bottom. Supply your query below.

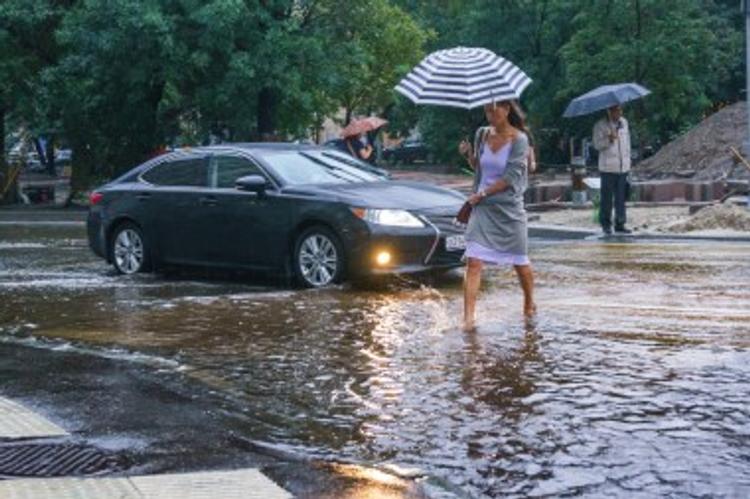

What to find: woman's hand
left=467, top=191, right=484, bottom=206
left=458, top=139, right=472, bottom=158
left=527, top=149, right=537, bottom=174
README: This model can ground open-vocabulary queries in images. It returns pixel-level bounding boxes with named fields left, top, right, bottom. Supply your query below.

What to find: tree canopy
left=1, top=0, right=745, bottom=198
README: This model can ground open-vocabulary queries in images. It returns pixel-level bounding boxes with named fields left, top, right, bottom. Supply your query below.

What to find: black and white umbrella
left=395, top=47, right=532, bottom=109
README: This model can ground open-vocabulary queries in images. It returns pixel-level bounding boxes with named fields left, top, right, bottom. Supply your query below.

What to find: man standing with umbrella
left=564, top=83, right=650, bottom=235
left=593, top=104, right=632, bottom=234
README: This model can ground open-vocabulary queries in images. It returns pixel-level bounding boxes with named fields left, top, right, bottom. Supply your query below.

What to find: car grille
left=424, top=214, right=464, bottom=236
left=423, top=214, right=465, bottom=265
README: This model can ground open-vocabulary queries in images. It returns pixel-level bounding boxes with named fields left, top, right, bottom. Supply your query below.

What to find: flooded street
left=2, top=210, right=749, bottom=498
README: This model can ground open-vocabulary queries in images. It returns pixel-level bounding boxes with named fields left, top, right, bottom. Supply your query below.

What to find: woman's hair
left=500, top=100, right=532, bottom=142
left=497, top=100, right=537, bottom=169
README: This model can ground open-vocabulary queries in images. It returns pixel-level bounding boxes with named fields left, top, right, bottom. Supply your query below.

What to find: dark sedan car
left=87, top=144, right=467, bottom=287
left=382, top=138, right=433, bottom=165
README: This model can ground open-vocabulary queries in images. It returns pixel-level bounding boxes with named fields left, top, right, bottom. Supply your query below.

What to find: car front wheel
left=293, top=227, right=345, bottom=288
left=110, top=222, right=150, bottom=275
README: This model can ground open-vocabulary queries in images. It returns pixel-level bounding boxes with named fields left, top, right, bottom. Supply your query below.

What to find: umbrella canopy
left=340, top=117, right=388, bottom=138
left=394, top=47, right=532, bottom=110
left=563, top=83, right=651, bottom=118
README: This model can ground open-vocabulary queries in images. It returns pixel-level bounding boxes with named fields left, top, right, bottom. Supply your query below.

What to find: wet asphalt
left=1, top=207, right=750, bottom=498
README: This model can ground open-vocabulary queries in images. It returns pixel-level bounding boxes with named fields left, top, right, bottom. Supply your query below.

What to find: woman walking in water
left=458, top=99, right=536, bottom=331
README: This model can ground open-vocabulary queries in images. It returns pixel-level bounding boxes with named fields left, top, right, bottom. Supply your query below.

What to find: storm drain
left=0, top=443, right=123, bottom=478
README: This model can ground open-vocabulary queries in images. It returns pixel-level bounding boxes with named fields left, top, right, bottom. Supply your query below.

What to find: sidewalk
left=0, top=467, right=290, bottom=498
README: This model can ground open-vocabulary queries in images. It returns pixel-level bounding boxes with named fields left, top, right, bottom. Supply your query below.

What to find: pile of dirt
left=635, top=102, right=750, bottom=181
left=660, top=203, right=750, bottom=233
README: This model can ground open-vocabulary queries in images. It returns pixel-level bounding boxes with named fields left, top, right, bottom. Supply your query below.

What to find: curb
left=529, top=224, right=750, bottom=242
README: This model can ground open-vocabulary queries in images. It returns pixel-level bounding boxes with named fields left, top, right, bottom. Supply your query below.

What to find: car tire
left=293, top=226, right=346, bottom=288
left=110, top=222, right=151, bottom=275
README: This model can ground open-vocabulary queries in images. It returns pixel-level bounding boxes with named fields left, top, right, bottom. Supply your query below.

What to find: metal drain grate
left=0, top=443, right=123, bottom=478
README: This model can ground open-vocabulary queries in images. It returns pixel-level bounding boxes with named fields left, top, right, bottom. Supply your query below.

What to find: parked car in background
left=382, top=138, right=433, bottom=165
left=87, top=144, right=466, bottom=288
left=322, top=139, right=391, bottom=178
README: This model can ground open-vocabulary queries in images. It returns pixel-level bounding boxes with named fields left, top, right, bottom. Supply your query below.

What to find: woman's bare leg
left=463, top=258, right=483, bottom=330
left=514, top=264, right=536, bottom=316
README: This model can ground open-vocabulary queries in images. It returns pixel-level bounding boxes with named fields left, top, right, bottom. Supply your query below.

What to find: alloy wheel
left=113, top=229, right=144, bottom=274
left=298, top=233, right=339, bottom=287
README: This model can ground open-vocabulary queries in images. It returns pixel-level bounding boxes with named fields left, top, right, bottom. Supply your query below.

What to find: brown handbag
left=455, top=201, right=472, bottom=224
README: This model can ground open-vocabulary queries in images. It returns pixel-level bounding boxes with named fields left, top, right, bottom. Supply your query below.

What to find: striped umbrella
left=395, top=47, right=532, bottom=110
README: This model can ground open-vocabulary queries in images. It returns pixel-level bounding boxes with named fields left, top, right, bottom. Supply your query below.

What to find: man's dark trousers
left=599, top=172, right=628, bottom=230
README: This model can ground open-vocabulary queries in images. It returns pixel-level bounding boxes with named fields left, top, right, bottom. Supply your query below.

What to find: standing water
left=1, top=210, right=749, bottom=497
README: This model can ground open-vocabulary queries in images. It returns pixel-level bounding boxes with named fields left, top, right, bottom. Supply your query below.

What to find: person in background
left=592, top=104, right=631, bottom=235
left=344, top=133, right=373, bottom=162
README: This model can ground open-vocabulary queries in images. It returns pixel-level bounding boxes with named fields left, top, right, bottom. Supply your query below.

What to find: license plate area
left=445, top=234, right=466, bottom=251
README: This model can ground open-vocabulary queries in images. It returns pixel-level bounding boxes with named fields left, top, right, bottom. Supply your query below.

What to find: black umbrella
left=563, top=83, right=651, bottom=118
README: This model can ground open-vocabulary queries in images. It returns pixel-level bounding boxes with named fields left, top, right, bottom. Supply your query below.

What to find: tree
left=560, top=0, right=742, bottom=143
left=308, top=0, right=431, bottom=125
left=0, top=0, right=70, bottom=202
left=399, top=0, right=581, bottom=164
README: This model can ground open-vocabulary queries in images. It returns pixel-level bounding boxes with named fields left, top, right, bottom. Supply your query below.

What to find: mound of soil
left=660, top=203, right=750, bottom=233
left=636, top=102, right=750, bottom=182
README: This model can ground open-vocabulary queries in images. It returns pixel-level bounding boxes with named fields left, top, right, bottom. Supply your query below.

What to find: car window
left=142, top=157, right=208, bottom=187
left=257, top=151, right=381, bottom=185
left=212, top=155, right=265, bottom=188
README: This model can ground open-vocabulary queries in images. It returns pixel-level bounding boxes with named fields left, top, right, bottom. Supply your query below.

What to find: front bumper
left=346, top=214, right=465, bottom=276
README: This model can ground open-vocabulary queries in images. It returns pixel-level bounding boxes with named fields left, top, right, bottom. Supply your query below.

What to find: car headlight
left=350, top=208, right=425, bottom=228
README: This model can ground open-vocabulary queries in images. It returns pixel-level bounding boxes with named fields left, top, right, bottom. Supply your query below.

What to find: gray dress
left=464, top=128, right=530, bottom=266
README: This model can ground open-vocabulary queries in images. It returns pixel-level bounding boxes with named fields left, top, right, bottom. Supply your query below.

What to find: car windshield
left=258, top=150, right=383, bottom=185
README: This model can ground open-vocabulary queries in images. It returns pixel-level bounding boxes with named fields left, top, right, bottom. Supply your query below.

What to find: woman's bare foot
left=524, top=303, right=537, bottom=318
left=462, top=320, right=476, bottom=332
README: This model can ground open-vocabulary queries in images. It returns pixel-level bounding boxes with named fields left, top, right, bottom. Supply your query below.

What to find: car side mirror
left=235, top=175, right=268, bottom=194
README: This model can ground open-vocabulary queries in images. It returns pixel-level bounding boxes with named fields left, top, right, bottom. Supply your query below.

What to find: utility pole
left=745, top=0, right=750, bottom=154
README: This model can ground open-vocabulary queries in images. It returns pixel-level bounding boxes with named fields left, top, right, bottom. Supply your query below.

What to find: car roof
left=167, top=143, right=325, bottom=155
left=114, top=143, right=326, bottom=183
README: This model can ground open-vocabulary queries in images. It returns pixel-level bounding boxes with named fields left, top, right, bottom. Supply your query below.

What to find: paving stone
left=129, top=469, right=291, bottom=499
left=0, top=477, right=142, bottom=499
left=0, top=397, right=68, bottom=439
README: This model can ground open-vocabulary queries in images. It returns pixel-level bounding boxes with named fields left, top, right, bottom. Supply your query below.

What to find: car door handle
left=198, top=196, right=218, bottom=206
left=136, top=193, right=151, bottom=201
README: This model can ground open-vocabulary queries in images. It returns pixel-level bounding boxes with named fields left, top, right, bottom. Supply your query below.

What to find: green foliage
left=394, top=0, right=744, bottom=166
left=313, top=0, right=431, bottom=123
left=1, top=0, right=746, bottom=189
left=560, top=0, right=742, bottom=143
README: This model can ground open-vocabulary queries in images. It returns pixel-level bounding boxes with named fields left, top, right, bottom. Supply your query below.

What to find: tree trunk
left=33, top=137, right=48, bottom=171
left=65, top=139, right=96, bottom=207
left=0, top=107, right=18, bottom=205
left=257, top=87, right=277, bottom=140
left=45, top=134, right=56, bottom=176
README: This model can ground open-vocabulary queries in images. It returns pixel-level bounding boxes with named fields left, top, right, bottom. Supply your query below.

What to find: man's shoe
left=602, top=227, right=613, bottom=235
left=615, top=226, right=632, bottom=234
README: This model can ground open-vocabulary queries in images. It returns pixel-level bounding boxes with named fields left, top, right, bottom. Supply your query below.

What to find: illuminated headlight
left=375, top=251, right=392, bottom=265
left=350, top=208, right=424, bottom=228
